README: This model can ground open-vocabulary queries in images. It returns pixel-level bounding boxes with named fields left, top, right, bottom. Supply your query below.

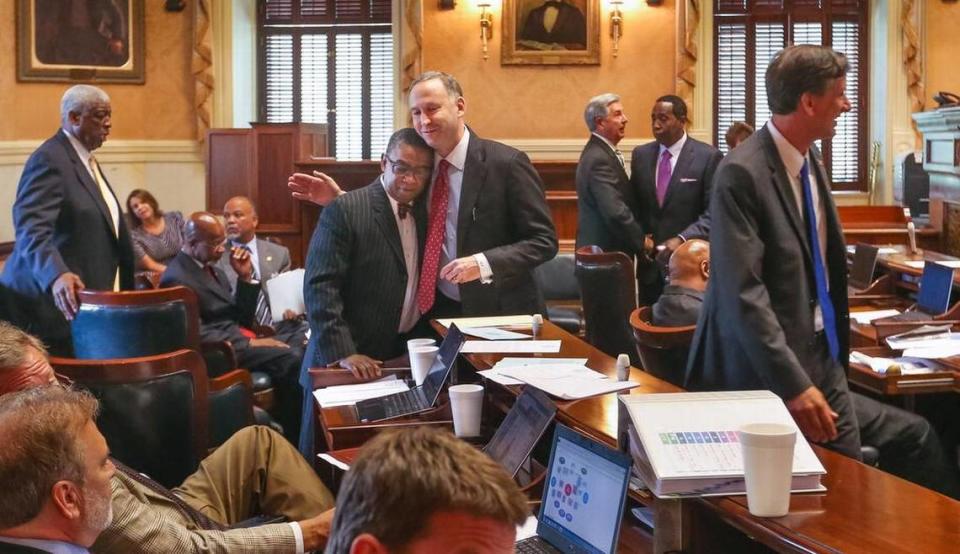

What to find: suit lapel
left=809, top=148, right=845, bottom=259
left=661, top=139, right=695, bottom=209
left=759, top=126, right=812, bottom=262
left=642, top=144, right=661, bottom=211
left=590, top=136, right=627, bottom=182
left=57, top=132, right=119, bottom=241
left=458, top=134, right=487, bottom=256
left=370, top=183, right=406, bottom=267
left=181, top=253, right=234, bottom=304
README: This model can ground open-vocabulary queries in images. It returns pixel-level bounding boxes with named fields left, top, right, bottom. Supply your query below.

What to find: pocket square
left=680, top=177, right=698, bottom=183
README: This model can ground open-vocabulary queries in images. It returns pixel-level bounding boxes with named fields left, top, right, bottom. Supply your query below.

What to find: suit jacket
left=216, top=237, right=291, bottom=299
left=304, top=179, right=426, bottom=364
left=629, top=135, right=723, bottom=244
left=684, top=125, right=850, bottom=401
left=453, top=133, right=558, bottom=315
left=651, top=285, right=704, bottom=327
left=92, top=471, right=296, bottom=554
left=575, top=135, right=645, bottom=255
left=0, top=131, right=134, bottom=346
left=159, top=251, right=260, bottom=346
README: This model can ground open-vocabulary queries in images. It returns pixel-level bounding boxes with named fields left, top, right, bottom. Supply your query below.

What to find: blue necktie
left=800, top=159, right=839, bottom=361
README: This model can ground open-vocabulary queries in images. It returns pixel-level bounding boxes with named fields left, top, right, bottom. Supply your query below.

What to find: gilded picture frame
left=502, top=0, right=600, bottom=65
left=16, top=0, right=145, bottom=84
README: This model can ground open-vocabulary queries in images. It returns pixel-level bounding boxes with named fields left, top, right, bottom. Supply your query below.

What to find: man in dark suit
left=519, top=0, right=587, bottom=48
left=408, top=71, right=558, bottom=320
left=651, top=239, right=709, bottom=327
left=575, top=93, right=646, bottom=259
left=160, top=213, right=303, bottom=443
left=298, top=129, right=433, bottom=457
left=629, top=95, right=722, bottom=305
left=686, top=45, right=861, bottom=458
left=1, top=85, right=134, bottom=355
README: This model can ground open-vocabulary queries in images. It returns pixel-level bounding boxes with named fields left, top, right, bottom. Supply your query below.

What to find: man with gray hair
left=1, top=84, right=134, bottom=355
left=0, top=386, right=115, bottom=552
left=575, top=93, right=647, bottom=260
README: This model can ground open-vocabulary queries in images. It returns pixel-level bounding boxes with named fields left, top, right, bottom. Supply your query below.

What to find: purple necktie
left=656, top=149, right=673, bottom=206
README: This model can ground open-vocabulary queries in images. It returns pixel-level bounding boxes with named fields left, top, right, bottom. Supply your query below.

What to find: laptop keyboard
left=381, top=391, right=422, bottom=415
left=516, top=537, right=561, bottom=554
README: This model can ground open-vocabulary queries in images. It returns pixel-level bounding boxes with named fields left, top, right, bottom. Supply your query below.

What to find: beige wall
left=420, top=2, right=676, bottom=139
left=925, top=1, right=960, bottom=103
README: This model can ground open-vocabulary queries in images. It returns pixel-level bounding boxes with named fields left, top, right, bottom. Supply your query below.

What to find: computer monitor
left=917, top=262, right=954, bottom=315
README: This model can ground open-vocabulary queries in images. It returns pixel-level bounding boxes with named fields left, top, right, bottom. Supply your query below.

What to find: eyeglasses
left=383, top=155, right=433, bottom=180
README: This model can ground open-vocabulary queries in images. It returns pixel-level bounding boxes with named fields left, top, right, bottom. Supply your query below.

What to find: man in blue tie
left=685, top=45, right=861, bottom=458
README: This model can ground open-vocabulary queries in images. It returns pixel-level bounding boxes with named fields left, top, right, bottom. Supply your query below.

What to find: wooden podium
left=913, top=106, right=960, bottom=255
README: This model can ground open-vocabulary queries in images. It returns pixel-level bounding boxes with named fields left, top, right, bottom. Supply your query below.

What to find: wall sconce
left=478, top=2, right=493, bottom=61
left=610, top=1, right=624, bottom=58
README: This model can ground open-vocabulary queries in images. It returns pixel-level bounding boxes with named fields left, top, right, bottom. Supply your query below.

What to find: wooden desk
left=315, top=400, right=453, bottom=450
left=441, top=320, right=960, bottom=553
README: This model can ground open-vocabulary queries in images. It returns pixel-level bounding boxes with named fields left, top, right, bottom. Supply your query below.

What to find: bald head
left=223, top=196, right=258, bottom=243
left=667, top=239, right=710, bottom=291
left=182, top=212, right=227, bottom=264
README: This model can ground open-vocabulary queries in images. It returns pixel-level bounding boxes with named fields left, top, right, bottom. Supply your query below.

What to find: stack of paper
left=265, top=269, right=305, bottom=322
left=620, top=391, right=826, bottom=497
left=478, top=358, right=589, bottom=386
left=313, top=376, right=409, bottom=408
left=498, top=363, right=638, bottom=399
left=436, top=315, right=532, bottom=328
left=849, top=351, right=935, bottom=375
left=461, top=340, right=561, bottom=353
left=851, top=309, right=901, bottom=325
left=460, top=327, right=532, bottom=340
left=884, top=325, right=960, bottom=358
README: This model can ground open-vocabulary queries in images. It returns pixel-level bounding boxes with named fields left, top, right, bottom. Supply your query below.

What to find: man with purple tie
left=629, top=95, right=722, bottom=305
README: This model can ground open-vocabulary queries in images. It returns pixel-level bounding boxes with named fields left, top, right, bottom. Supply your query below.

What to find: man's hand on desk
left=786, top=385, right=839, bottom=444
left=299, top=508, right=335, bottom=551
left=52, top=272, right=85, bottom=320
left=335, top=354, right=383, bottom=380
left=440, top=257, right=482, bottom=284
left=288, top=171, right=345, bottom=207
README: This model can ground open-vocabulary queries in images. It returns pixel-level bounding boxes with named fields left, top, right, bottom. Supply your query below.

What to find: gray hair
left=0, top=322, right=48, bottom=372
left=409, top=71, right=463, bottom=100
left=60, top=85, right=110, bottom=124
left=584, top=93, right=620, bottom=132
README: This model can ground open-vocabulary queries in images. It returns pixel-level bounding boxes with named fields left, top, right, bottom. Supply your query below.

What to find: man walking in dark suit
left=408, top=71, right=558, bottom=320
left=298, top=129, right=433, bottom=457
left=160, top=213, right=303, bottom=443
left=686, top=45, right=861, bottom=458
left=0, top=85, right=134, bottom=355
left=575, top=93, right=646, bottom=260
left=629, top=95, right=722, bottom=305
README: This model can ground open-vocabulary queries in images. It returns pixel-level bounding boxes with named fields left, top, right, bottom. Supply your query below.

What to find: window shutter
left=753, top=22, right=785, bottom=130
left=715, top=23, right=747, bottom=154
left=264, top=0, right=293, bottom=22
left=301, top=34, right=329, bottom=124
left=334, top=35, right=364, bottom=160
left=369, top=33, right=394, bottom=157
left=299, top=0, right=328, bottom=17
left=264, top=34, right=294, bottom=122
left=792, top=21, right=823, bottom=45
left=830, top=20, right=861, bottom=184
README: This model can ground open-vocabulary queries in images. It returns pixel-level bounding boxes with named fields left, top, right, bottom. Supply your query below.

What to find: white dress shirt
left=382, top=176, right=421, bottom=333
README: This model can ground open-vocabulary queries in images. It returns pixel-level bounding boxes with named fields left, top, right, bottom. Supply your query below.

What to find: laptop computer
left=483, top=387, right=557, bottom=478
left=354, top=325, right=466, bottom=423
left=883, top=262, right=955, bottom=322
left=848, top=243, right=880, bottom=292
left=516, top=424, right=632, bottom=554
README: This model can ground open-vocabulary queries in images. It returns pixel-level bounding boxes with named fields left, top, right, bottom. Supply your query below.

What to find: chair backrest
left=534, top=253, right=580, bottom=301
left=207, top=369, right=255, bottom=449
left=574, top=246, right=639, bottom=364
left=71, top=286, right=201, bottom=359
left=50, top=349, right=209, bottom=489
left=629, top=306, right=696, bottom=387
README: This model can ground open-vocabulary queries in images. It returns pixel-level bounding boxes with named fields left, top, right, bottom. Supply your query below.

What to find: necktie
left=656, top=149, right=672, bottom=206
left=417, top=159, right=451, bottom=314
left=113, top=460, right=225, bottom=531
left=398, top=202, right=412, bottom=219
left=615, top=149, right=625, bottom=168
left=239, top=245, right=273, bottom=327
left=205, top=265, right=220, bottom=284
left=801, top=159, right=839, bottom=361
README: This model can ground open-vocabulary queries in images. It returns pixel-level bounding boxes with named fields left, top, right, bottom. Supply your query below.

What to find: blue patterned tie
left=800, top=159, right=839, bottom=361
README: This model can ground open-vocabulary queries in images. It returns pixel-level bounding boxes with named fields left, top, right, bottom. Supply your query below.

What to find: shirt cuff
left=474, top=253, right=494, bottom=284
left=676, top=234, right=687, bottom=242
left=289, top=522, right=304, bottom=554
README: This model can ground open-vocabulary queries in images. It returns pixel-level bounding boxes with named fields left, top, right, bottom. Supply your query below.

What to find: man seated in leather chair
left=161, top=212, right=304, bottom=443
left=656, top=247, right=960, bottom=498
left=0, top=321, right=335, bottom=553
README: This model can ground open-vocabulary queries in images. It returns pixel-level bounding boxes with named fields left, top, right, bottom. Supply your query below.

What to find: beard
left=82, top=484, right=114, bottom=533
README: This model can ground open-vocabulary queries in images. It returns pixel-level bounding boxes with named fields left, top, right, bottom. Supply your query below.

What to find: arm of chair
left=308, top=367, right=411, bottom=389
left=200, top=341, right=239, bottom=378
left=209, top=368, right=253, bottom=393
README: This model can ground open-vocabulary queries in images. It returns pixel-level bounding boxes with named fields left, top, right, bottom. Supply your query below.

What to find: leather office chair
left=629, top=306, right=695, bottom=388
left=574, top=246, right=640, bottom=365
left=533, top=253, right=583, bottom=335
left=51, top=349, right=209, bottom=489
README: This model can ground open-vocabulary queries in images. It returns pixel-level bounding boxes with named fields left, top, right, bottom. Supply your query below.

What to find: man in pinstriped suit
left=298, top=128, right=434, bottom=458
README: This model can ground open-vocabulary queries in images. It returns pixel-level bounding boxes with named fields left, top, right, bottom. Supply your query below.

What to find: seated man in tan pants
left=0, top=321, right=335, bottom=553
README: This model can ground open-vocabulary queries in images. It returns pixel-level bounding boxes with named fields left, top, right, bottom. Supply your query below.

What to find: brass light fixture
left=610, top=1, right=624, bottom=58
left=478, top=2, right=493, bottom=61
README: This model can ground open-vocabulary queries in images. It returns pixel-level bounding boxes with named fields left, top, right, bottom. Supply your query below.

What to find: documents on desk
left=498, top=363, right=639, bottom=399
left=460, top=327, right=532, bottom=340
left=620, top=391, right=826, bottom=497
left=313, top=376, right=409, bottom=407
left=849, top=351, right=937, bottom=375
left=884, top=325, right=960, bottom=357
left=846, top=245, right=898, bottom=255
left=478, top=358, right=590, bottom=386
left=436, top=314, right=532, bottom=328
left=461, top=340, right=561, bottom=353
left=264, top=268, right=305, bottom=321
left=851, top=309, right=901, bottom=324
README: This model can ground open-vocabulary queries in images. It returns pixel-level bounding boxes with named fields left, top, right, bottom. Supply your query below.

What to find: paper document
left=461, top=340, right=561, bottom=353
left=851, top=309, right=901, bottom=324
left=885, top=325, right=954, bottom=350
left=932, top=260, right=960, bottom=268
left=436, top=315, right=532, bottom=328
left=478, top=358, right=590, bottom=386
left=313, top=376, right=409, bottom=408
left=903, top=260, right=927, bottom=269
left=850, top=351, right=935, bottom=374
left=499, top=364, right=638, bottom=399
left=264, top=269, right=305, bottom=322
left=847, top=245, right=898, bottom=255
left=461, top=327, right=532, bottom=340
left=317, top=453, right=351, bottom=471
left=477, top=369, right=525, bottom=386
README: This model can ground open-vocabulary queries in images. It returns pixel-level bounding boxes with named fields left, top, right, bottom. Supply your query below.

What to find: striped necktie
left=238, top=244, right=273, bottom=327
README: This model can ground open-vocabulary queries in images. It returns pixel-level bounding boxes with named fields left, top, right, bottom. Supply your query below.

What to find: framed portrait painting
left=16, top=0, right=145, bottom=83
left=502, top=0, right=600, bottom=65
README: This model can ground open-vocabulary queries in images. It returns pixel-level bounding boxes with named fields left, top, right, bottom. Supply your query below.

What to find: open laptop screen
left=917, top=263, right=954, bottom=315
left=849, top=243, right=879, bottom=290
left=537, top=425, right=631, bottom=554
left=420, top=324, right=465, bottom=406
left=483, top=388, right=556, bottom=478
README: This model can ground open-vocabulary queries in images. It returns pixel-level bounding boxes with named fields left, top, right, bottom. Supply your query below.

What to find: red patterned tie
left=417, top=159, right=451, bottom=314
